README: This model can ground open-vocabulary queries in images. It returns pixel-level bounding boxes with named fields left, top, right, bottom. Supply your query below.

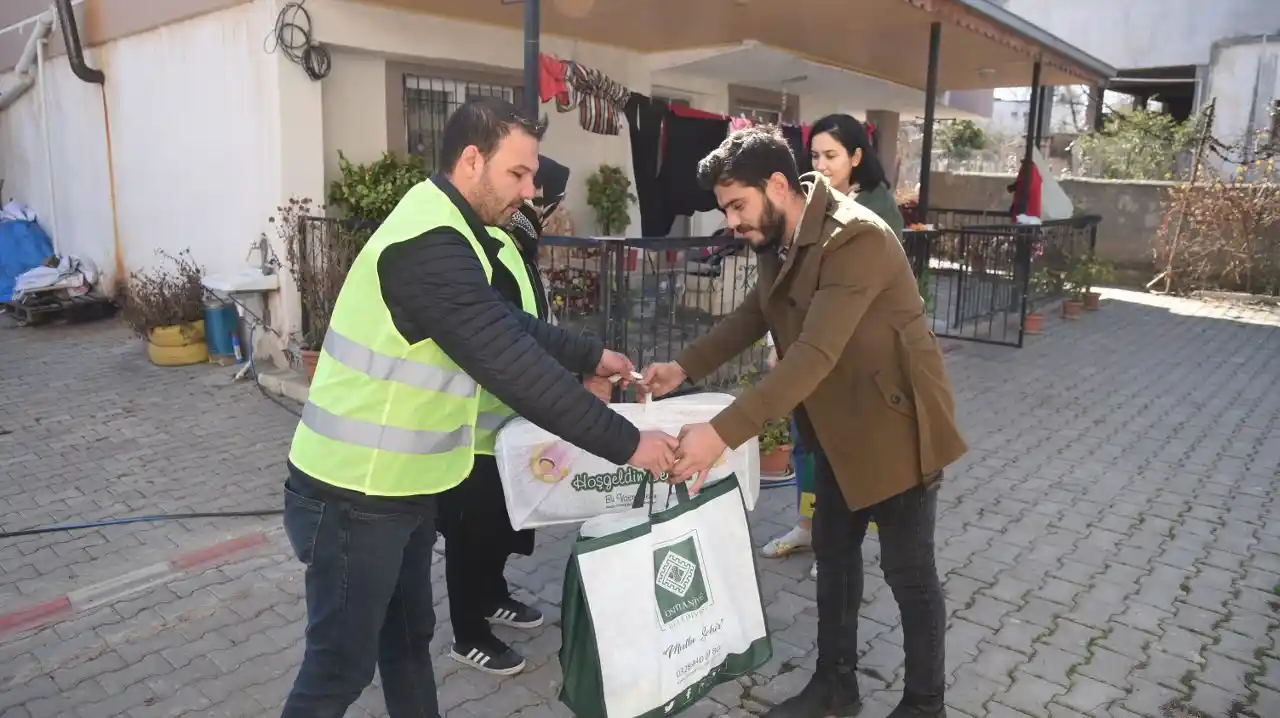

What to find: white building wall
left=0, top=52, right=114, bottom=284
left=1002, top=0, right=1280, bottom=70
left=320, top=51, right=387, bottom=192
left=1205, top=38, right=1280, bottom=151
left=0, top=0, right=319, bottom=342
left=0, top=0, right=286, bottom=297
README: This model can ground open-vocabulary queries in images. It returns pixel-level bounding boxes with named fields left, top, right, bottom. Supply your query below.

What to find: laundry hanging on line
left=625, top=95, right=818, bottom=235
left=538, top=53, right=630, bottom=136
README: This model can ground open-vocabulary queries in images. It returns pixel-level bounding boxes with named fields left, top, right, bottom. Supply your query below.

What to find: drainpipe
left=37, top=28, right=60, bottom=253
left=53, top=0, right=103, bottom=85
left=0, top=11, right=55, bottom=111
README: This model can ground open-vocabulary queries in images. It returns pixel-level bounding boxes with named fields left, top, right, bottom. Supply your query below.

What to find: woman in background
left=759, top=114, right=905, bottom=579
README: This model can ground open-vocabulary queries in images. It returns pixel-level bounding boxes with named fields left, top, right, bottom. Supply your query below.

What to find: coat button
left=891, top=394, right=903, bottom=405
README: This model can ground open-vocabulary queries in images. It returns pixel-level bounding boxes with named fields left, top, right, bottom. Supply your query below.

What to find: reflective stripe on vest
left=322, top=329, right=479, bottom=397
left=474, top=226, right=540, bottom=455
left=301, top=402, right=473, bottom=455
left=288, top=179, right=498, bottom=497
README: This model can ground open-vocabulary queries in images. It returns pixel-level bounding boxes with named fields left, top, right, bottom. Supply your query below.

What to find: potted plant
left=585, top=164, right=636, bottom=236
left=1024, top=267, right=1060, bottom=334
left=1061, top=258, right=1085, bottom=320
left=278, top=198, right=362, bottom=381
left=1074, top=257, right=1114, bottom=311
left=758, top=417, right=794, bottom=476
left=120, top=249, right=209, bottom=366
left=327, top=150, right=429, bottom=232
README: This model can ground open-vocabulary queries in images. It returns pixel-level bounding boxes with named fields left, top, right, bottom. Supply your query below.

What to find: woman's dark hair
left=808, top=114, right=888, bottom=191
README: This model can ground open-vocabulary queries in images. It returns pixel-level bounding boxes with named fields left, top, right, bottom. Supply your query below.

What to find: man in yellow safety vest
left=280, top=97, right=678, bottom=718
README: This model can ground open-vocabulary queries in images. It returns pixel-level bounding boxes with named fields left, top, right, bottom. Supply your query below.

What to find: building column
left=263, top=24, right=327, bottom=364
left=865, top=110, right=901, bottom=188
left=1088, top=85, right=1105, bottom=131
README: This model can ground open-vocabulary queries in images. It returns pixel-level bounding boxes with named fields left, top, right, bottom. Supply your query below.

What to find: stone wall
left=928, top=172, right=1174, bottom=274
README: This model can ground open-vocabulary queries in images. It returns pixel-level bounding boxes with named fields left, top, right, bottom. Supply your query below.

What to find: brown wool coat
left=677, top=174, right=967, bottom=510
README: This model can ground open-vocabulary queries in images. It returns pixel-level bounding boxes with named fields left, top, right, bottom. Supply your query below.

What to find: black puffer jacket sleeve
left=512, top=312, right=604, bottom=376
left=377, top=229, right=640, bottom=465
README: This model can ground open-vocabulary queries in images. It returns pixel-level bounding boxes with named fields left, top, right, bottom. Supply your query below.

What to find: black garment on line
left=625, top=93, right=675, bottom=237
left=781, top=124, right=814, bottom=175
left=659, top=111, right=730, bottom=220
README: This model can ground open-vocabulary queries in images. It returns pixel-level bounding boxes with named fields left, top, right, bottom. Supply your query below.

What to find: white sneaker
left=761, top=525, right=812, bottom=558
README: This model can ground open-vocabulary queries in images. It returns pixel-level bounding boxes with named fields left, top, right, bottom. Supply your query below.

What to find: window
left=404, top=74, right=518, bottom=170
left=731, top=102, right=782, bottom=126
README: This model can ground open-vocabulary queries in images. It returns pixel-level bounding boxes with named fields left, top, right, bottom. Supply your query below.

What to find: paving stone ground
left=3, top=288, right=1280, bottom=718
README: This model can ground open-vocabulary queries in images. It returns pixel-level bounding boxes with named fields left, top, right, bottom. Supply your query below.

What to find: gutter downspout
left=37, top=27, right=60, bottom=254
left=0, top=11, right=55, bottom=111
left=53, top=0, right=103, bottom=85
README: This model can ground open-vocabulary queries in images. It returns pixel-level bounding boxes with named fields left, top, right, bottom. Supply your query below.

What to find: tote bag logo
left=653, top=533, right=711, bottom=627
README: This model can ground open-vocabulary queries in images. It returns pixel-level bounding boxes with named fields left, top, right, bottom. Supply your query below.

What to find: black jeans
left=280, top=480, right=441, bottom=718
left=811, top=447, right=947, bottom=699
left=437, top=456, right=532, bottom=645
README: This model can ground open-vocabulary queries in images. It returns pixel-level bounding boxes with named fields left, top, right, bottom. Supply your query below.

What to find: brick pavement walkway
left=3, top=289, right=1280, bottom=717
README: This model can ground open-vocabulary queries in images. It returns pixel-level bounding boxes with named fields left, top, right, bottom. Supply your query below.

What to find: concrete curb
left=0, top=528, right=279, bottom=640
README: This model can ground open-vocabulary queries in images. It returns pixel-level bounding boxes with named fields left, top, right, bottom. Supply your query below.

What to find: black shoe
left=765, top=667, right=862, bottom=717
left=487, top=598, right=544, bottom=629
left=887, top=692, right=946, bottom=717
left=449, top=639, right=527, bottom=676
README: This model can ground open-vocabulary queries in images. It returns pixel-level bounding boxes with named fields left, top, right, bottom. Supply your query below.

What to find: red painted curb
left=0, top=596, right=71, bottom=636
left=0, top=530, right=272, bottom=640
left=171, top=531, right=270, bottom=570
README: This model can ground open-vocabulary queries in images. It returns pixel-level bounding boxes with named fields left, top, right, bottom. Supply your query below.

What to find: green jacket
left=853, top=183, right=905, bottom=240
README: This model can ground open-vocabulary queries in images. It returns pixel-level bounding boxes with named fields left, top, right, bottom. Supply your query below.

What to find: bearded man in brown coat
left=643, top=126, right=967, bottom=718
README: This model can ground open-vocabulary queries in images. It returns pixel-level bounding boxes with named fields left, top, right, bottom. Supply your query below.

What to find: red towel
left=669, top=104, right=728, bottom=121
left=538, top=54, right=567, bottom=103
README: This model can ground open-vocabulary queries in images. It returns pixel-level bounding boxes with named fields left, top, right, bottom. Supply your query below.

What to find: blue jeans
left=791, top=416, right=808, bottom=507
left=280, top=480, right=441, bottom=718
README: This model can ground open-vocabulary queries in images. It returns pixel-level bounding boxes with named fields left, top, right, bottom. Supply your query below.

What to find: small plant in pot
left=1061, top=260, right=1085, bottom=320
left=1024, top=267, right=1060, bottom=334
left=585, top=164, right=636, bottom=236
left=120, top=249, right=209, bottom=366
left=758, top=418, right=794, bottom=476
left=1073, top=257, right=1113, bottom=311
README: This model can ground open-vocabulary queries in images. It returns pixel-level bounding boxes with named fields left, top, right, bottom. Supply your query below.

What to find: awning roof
left=376, top=0, right=1116, bottom=92
left=650, top=42, right=980, bottom=120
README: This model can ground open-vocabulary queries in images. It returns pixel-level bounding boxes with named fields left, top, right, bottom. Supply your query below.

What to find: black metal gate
left=915, top=212, right=1101, bottom=348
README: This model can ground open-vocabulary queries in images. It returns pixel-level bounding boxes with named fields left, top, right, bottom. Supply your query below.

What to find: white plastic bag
left=494, top=392, right=760, bottom=530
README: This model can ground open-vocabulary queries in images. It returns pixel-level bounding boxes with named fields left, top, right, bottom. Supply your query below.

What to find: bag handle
left=630, top=473, right=691, bottom=512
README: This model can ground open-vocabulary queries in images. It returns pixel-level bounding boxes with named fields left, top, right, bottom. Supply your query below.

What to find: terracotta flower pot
left=1024, top=312, right=1045, bottom=335
left=1083, top=292, right=1101, bottom=311
left=1061, top=299, right=1083, bottom=320
left=760, top=445, right=793, bottom=476
left=300, top=349, right=320, bottom=382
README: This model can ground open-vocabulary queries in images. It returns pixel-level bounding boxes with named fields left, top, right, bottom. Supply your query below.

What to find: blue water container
left=203, top=301, right=239, bottom=357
